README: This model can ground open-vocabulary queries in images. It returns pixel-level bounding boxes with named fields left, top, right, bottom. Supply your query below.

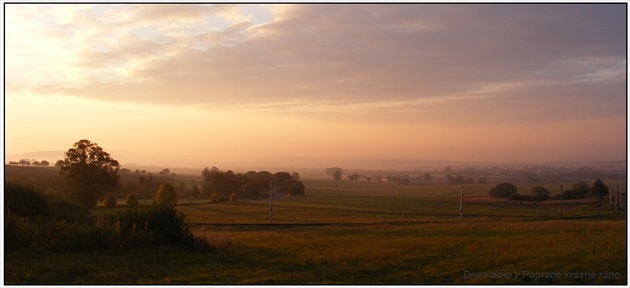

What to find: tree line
left=489, top=179, right=611, bottom=204
left=201, top=167, right=304, bottom=203
left=8, top=159, right=52, bottom=166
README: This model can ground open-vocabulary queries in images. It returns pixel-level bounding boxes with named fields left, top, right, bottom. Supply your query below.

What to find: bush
left=4, top=212, right=36, bottom=250
left=155, top=183, right=177, bottom=207
left=48, top=196, right=93, bottom=224
left=44, top=221, right=115, bottom=252
left=126, top=193, right=139, bottom=209
left=229, top=192, right=240, bottom=202
left=104, top=193, right=117, bottom=208
left=561, top=189, right=585, bottom=200
left=508, top=193, right=532, bottom=202
left=489, top=182, right=518, bottom=198
left=209, top=193, right=219, bottom=203
left=4, top=181, right=50, bottom=220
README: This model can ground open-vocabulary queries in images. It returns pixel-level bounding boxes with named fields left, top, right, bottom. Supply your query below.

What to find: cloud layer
left=7, top=4, right=625, bottom=121
left=4, top=4, right=627, bottom=166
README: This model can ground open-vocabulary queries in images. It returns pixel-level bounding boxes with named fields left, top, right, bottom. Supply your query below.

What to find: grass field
left=4, top=175, right=627, bottom=284
left=175, top=180, right=623, bottom=224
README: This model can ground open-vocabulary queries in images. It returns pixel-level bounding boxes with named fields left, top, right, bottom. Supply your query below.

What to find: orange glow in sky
left=3, top=4, right=627, bottom=169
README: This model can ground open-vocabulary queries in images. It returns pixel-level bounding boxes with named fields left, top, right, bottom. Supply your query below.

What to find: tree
left=332, top=170, right=342, bottom=181
left=190, top=184, right=201, bottom=199
left=423, top=173, right=432, bottom=181
left=590, top=179, right=609, bottom=215
left=530, top=186, right=551, bottom=202
left=155, top=183, right=177, bottom=207
left=126, top=193, right=139, bottom=209
left=19, top=159, right=30, bottom=166
left=325, top=167, right=343, bottom=176
left=60, top=139, right=120, bottom=209
left=159, top=168, right=171, bottom=175
left=291, top=171, right=301, bottom=181
left=573, top=182, right=590, bottom=198
left=590, top=179, right=609, bottom=199
left=55, top=159, right=64, bottom=167
left=103, top=193, right=117, bottom=208
left=272, top=172, right=294, bottom=194
left=288, top=181, right=305, bottom=196
left=489, top=182, right=518, bottom=198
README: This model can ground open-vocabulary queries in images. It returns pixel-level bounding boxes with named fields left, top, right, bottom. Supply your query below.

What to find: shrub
left=508, top=193, right=532, bottom=202
left=104, top=193, right=117, bottom=208
left=4, top=181, right=50, bottom=220
left=126, top=193, right=139, bottom=209
left=101, top=205, right=210, bottom=251
left=140, top=205, right=191, bottom=246
left=489, top=182, right=518, bottom=198
left=155, top=183, right=177, bottom=207
left=561, top=189, right=585, bottom=200
left=4, top=212, right=36, bottom=250
left=45, top=221, right=114, bottom=252
left=209, top=193, right=219, bottom=203
left=229, top=192, right=240, bottom=202
left=48, top=196, right=93, bottom=224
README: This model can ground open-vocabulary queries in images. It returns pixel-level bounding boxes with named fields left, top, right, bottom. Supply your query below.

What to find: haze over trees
left=325, top=167, right=343, bottom=181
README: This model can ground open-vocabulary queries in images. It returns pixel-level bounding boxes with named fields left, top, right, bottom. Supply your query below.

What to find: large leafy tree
left=60, top=139, right=120, bottom=209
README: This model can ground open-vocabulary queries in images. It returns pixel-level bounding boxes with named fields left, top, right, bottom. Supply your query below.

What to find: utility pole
left=459, top=185, right=463, bottom=220
left=609, top=186, right=613, bottom=205
left=615, top=184, right=620, bottom=212
left=269, top=176, right=273, bottom=225
left=560, top=185, right=563, bottom=219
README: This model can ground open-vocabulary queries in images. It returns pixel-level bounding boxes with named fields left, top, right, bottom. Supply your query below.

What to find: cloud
left=5, top=4, right=626, bottom=124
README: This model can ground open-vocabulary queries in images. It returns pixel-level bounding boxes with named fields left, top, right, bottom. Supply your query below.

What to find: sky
left=3, top=3, right=627, bottom=170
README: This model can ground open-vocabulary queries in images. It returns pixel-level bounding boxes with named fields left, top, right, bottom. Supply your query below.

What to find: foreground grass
left=5, top=219, right=626, bottom=284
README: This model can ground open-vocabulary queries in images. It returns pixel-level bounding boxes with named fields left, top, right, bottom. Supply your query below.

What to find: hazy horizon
left=3, top=3, right=627, bottom=169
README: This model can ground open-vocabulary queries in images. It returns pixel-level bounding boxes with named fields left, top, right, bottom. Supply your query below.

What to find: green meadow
left=4, top=178, right=627, bottom=284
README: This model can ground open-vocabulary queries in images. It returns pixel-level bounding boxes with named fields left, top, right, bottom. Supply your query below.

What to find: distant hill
left=6, top=151, right=66, bottom=163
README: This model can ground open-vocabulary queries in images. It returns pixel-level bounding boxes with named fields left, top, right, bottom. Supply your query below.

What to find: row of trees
left=46, top=139, right=307, bottom=209
left=8, top=159, right=51, bottom=166
left=443, top=164, right=625, bottom=181
left=201, top=167, right=305, bottom=202
left=489, top=179, right=610, bottom=203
